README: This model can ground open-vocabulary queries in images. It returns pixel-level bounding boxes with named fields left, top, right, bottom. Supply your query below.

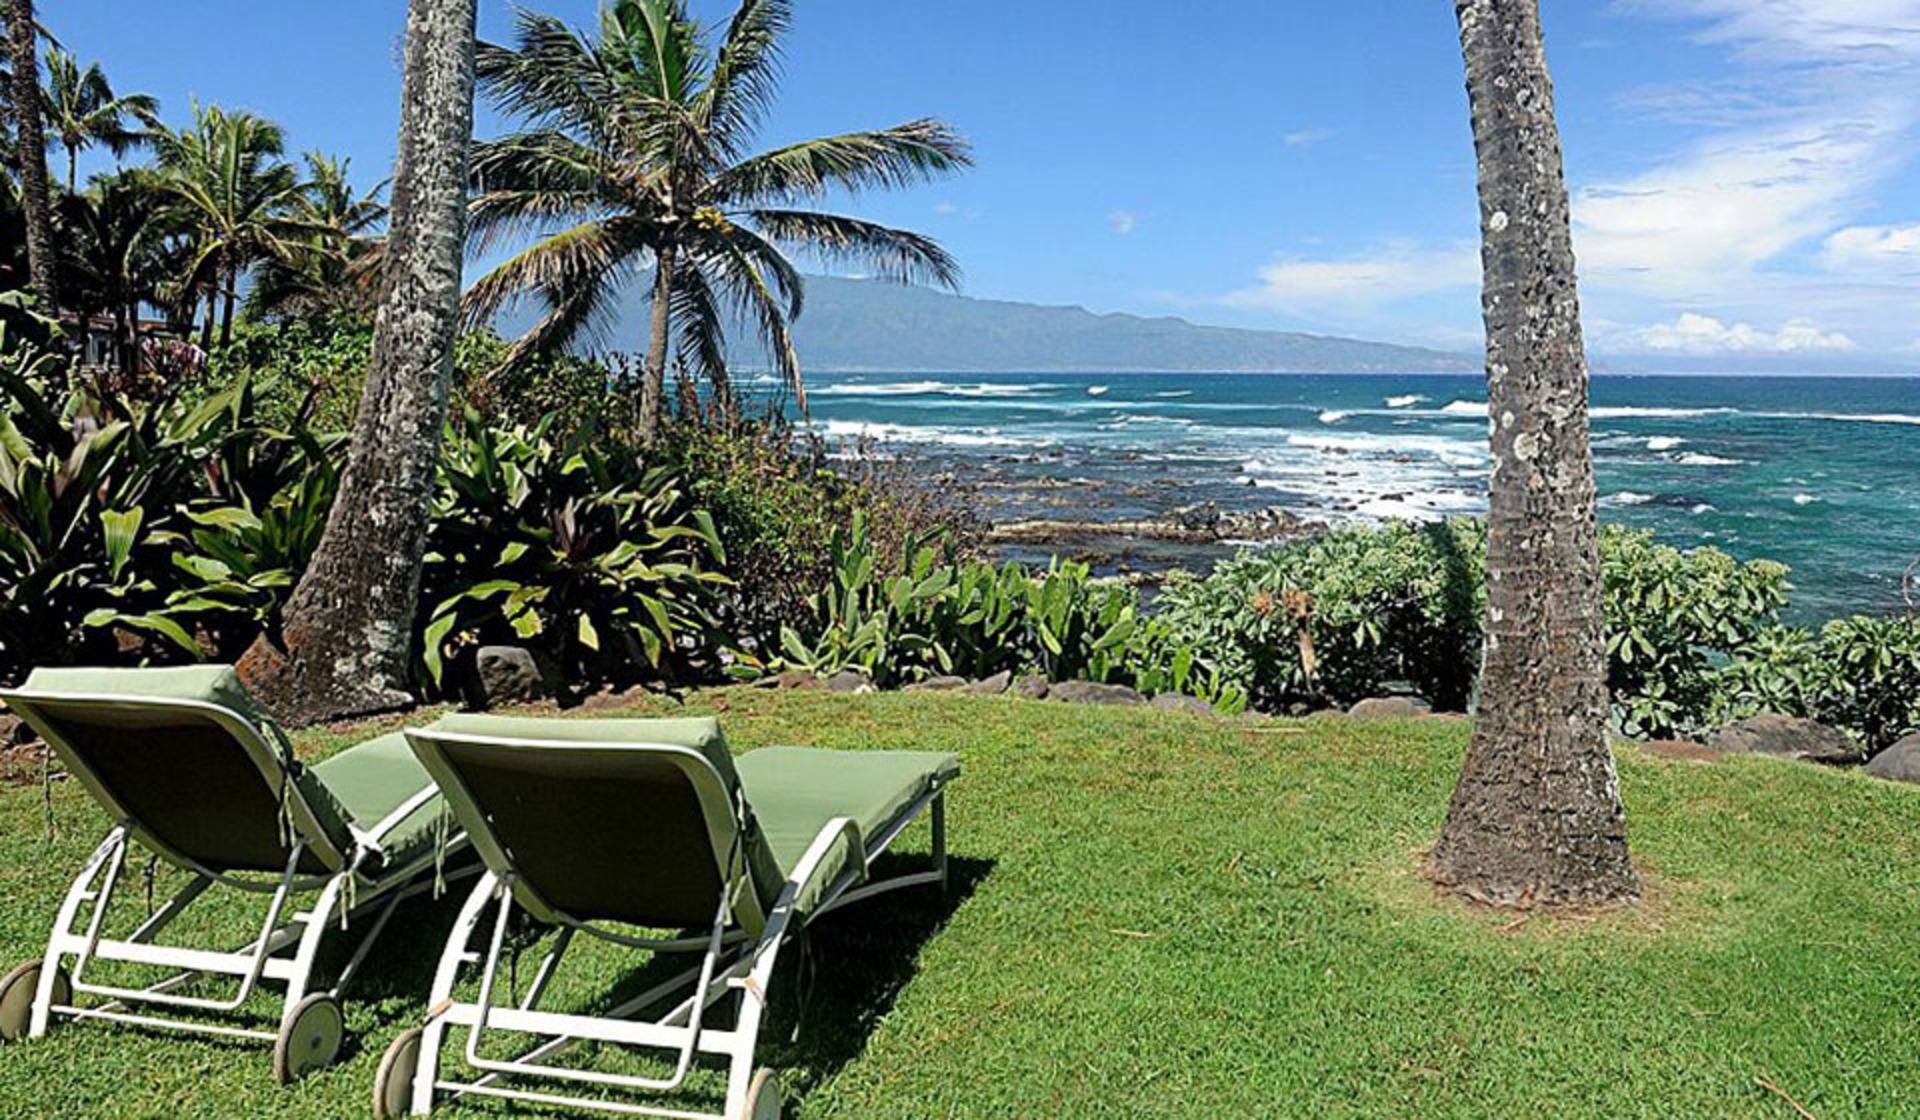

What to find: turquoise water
left=787, top=372, right=1920, bottom=621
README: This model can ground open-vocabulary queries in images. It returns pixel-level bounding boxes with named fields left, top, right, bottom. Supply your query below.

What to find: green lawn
left=4, top=690, right=1920, bottom=1118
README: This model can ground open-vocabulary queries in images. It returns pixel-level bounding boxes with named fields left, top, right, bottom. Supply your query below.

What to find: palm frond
left=698, top=0, right=789, bottom=157
left=715, top=120, right=971, bottom=204
left=462, top=218, right=645, bottom=363
left=477, top=10, right=625, bottom=147
left=747, top=208, right=960, bottom=289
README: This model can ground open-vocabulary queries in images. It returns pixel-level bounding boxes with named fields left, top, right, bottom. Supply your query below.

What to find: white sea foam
left=819, top=419, right=1026, bottom=448
left=1602, top=492, right=1655, bottom=507
left=1284, top=431, right=1487, bottom=465
left=1690, top=503, right=1716, bottom=515
left=1086, top=385, right=1109, bottom=396
left=1792, top=493, right=1820, bottom=506
left=1646, top=436, right=1685, bottom=451
left=1154, top=389, right=1193, bottom=398
left=1675, top=453, right=1742, bottom=466
left=810, top=379, right=1059, bottom=399
left=1590, top=406, right=1731, bottom=419
left=1385, top=394, right=1427, bottom=408
left=1440, top=399, right=1485, bottom=415
left=1317, top=409, right=1351, bottom=424
left=1765, top=410, right=1920, bottom=426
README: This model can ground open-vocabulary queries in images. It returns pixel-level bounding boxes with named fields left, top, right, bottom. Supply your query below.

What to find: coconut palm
left=56, top=169, right=181, bottom=383
left=1427, top=0, right=1639, bottom=908
left=7, top=0, right=57, bottom=307
left=464, top=0, right=969, bottom=443
left=42, top=47, right=161, bottom=193
left=152, top=103, right=314, bottom=346
left=246, top=0, right=479, bottom=725
left=247, top=152, right=389, bottom=320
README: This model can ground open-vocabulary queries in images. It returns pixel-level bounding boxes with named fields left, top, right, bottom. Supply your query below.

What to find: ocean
left=782, top=372, right=1920, bottom=622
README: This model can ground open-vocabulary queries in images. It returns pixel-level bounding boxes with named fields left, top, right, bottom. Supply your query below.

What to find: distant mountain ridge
left=731, top=276, right=1474, bottom=373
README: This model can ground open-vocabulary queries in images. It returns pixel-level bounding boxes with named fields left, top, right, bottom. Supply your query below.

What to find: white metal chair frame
left=403, top=731, right=951, bottom=1120
left=3, top=690, right=470, bottom=1048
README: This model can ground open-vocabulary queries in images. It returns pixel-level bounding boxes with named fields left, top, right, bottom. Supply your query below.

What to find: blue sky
left=48, top=1, right=1920, bottom=362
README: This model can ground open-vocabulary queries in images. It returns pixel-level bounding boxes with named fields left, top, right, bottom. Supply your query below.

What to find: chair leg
left=32, top=826, right=128, bottom=1038
left=280, top=871, right=347, bottom=1018
left=412, top=872, right=498, bottom=1116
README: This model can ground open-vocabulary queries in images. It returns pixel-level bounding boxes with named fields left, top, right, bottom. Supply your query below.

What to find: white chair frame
left=402, top=731, right=950, bottom=1120
left=3, top=689, right=472, bottom=1049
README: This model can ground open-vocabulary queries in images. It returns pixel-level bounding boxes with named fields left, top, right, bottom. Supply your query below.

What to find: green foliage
left=417, top=410, right=732, bottom=691
left=1715, top=617, right=1920, bottom=755
left=1154, top=521, right=1486, bottom=713
left=1602, top=528, right=1792, bottom=739
left=774, top=512, right=1241, bottom=709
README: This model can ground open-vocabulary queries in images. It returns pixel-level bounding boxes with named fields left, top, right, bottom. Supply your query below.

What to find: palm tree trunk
left=7, top=0, right=57, bottom=310
left=66, top=143, right=75, bottom=195
left=637, top=240, right=676, bottom=446
left=1426, top=0, right=1638, bottom=908
left=219, top=262, right=237, bottom=347
left=239, top=0, right=478, bottom=725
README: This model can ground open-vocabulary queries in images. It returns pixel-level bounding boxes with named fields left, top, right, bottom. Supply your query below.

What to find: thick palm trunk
left=636, top=241, right=677, bottom=446
left=7, top=0, right=56, bottom=310
left=239, top=0, right=478, bottom=725
left=1427, top=0, right=1638, bottom=908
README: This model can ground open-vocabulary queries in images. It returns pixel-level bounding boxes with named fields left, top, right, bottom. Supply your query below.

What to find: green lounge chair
left=381, top=713, right=958, bottom=1120
left=0, top=666, right=472, bottom=1083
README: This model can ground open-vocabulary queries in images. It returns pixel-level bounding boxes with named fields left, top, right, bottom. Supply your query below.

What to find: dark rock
left=823, top=670, right=873, bottom=694
left=966, top=671, right=1013, bottom=695
left=1012, top=674, right=1050, bottom=700
left=1864, top=733, right=1920, bottom=784
left=472, top=645, right=554, bottom=708
left=1709, top=714, right=1860, bottom=765
left=1048, top=680, right=1145, bottom=706
left=903, top=675, right=968, bottom=692
left=1347, top=696, right=1432, bottom=719
left=1636, top=739, right=1720, bottom=764
left=753, top=669, right=822, bottom=691
left=1150, top=693, right=1215, bottom=717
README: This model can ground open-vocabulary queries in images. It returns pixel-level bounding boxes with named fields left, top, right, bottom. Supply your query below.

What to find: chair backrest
left=1, top=667, right=351, bottom=876
left=406, top=714, right=783, bottom=935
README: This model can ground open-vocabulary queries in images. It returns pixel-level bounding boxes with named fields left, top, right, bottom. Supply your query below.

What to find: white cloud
left=1630, top=312, right=1858, bottom=353
left=1282, top=127, right=1334, bottom=148
left=1109, top=209, right=1139, bottom=235
left=1220, top=241, right=1480, bottom=314
left=1821, top=222, right=1920, bottom=270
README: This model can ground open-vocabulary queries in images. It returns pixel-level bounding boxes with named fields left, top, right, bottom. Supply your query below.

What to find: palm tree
left=152, top=103, right=313, bottom=346
left=247, top=152, right=389, bottom=320
left=7, top=0, right=57, bottom=308
left=56, top=169, right=179, bottom=383
left=1427, top=0, right=1639, bottom=908
left=242, top=0, right=479, bottom=725
left=464, top=0, right=969, bottom=443
left=41, top=47, right=160, bottom=193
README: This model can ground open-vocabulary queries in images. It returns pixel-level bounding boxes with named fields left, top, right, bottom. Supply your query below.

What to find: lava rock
left=471, top=646, right=555, bottom=708
left=1012, top=674, right=1050, bottom=700
left=753, top=669, right=822, bottom=691
left=1347, top=696, right=1432, bottom=719
left=1863, top=733, right=1920, bottom=784
left=1048, top=680, right=1145, bottom=706
left=1708, top=714, right=1860, bottom=765
left=966, top=671, right=1013, bottom=695
left=903, top=675, right=968, bottom=692
left=823, top=670, right=873, bottom=694
left=1150, top=693, right=1215, bottom=717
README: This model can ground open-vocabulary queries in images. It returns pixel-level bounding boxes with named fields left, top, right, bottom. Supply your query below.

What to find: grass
left=5, top=689, right=1920, bottom=1118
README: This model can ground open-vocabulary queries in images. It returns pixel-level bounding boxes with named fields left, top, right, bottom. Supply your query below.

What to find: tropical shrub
left=1714, top=617, right=1920, bottom=755
left=1602, top=530, right=1791, bottom=739
left=1153, top=521, right=1486, bottom=713
left=417, top=411, right=732, bottom=694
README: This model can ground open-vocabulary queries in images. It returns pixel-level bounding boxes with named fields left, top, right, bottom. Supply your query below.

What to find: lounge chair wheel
left=273, top=993, right=345, bottom=1084
left=0, top=960, right=69, bottom=1042
left=745, top=1068, right=784, bottom=1119
left=372, top=1026, right=424, bottom=1119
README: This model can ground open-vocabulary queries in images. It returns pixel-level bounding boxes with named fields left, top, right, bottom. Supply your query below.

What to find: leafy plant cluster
left=1153, top=520, right=1918, bottom=752
left=771, top=513, right=1246, bottom=709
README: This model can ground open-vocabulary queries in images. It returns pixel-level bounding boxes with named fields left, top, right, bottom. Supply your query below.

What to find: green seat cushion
left=734, top=747, right=959, bottom=894
left=307, top=731, right=444, bottom=873
left=15, top=665, right=358, bottom=866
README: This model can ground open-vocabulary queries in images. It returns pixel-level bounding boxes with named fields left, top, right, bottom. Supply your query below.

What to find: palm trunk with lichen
left=8, top=0, right=56, bottom=310
left=239, top=0, right=478, bottom=725
left=1426, top=0, right=1639, bottom=909
left=637, top=239, right=676, bottom=446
